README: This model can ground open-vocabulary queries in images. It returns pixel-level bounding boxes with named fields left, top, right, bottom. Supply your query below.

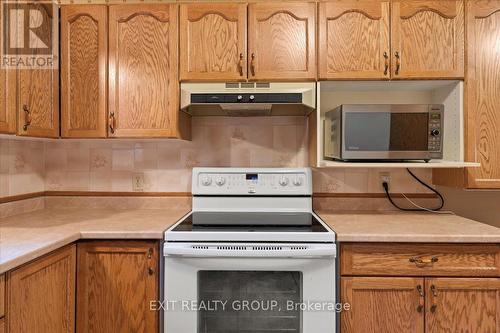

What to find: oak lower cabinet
left=6, top=244, right=76, bottom=333
left=340, top=243, right=500, bottom=333
left=341, top=277, right=424, bottom=332
left=76, top=240, right=159, bottom=333
left=61, top=5, right=108, bottom=138
left=108, top=4, right=189, bottom=139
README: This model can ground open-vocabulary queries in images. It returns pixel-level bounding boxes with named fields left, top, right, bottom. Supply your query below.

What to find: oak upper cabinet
left=77, top=241, right=159, bottom=333
left=391, top=0, right=464, bottom=79
left=318, top=0, right=390, bottom=80
left=180, top=3, right=247, bottom=81
left=7, top=245, right=76, bottom=333
left=109, top=4, right=187, bottom=138
left=61, top=5, right=107, bottom=138
left=248, top=2, right=316, bottom=81
left=17, top=1, right=59, bottom=137
left=0, top=68, right=16, bottom=134
left=425, top=278, right=500, bottom=332
left=342, top=277, right=425, bottom=333
left=464, top=0, right=500, bottom=189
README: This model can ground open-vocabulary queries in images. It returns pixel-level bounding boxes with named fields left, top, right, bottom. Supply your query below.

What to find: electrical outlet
left=133, top=173, right=145, bottom=192
left=379, top=172, right=391, bottom=189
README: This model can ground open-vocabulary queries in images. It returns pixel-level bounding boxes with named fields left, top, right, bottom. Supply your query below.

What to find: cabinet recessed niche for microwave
left=312, top=80, right=478, bottom=169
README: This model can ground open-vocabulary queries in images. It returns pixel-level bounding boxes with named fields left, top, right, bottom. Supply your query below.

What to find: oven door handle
left=163, top=243, right=336, bottom=258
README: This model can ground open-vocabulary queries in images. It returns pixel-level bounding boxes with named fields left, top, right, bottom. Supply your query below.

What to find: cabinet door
left=0, top=68, right=16, bottom=134
left=109, top=4, right=180, bottom=138
left=76, top=241, right=159, bottom=333
left=318, top=0, right=390, bottom=80
left=426, top=278, right=500, bottom=332
left=17, top=1, right=59, bottom=137
left=341, top=277, right=424, bottom=333
left=61, top=5, right=107, bottom=138
left=465, top=1, right=500, bottom=189
left=248, top=2, right=316, bottom=81
left=180, top=3, right=247, bottom=81
left=7, top=245, right=76, bottom=333
left=391, top=0, right=464, bottom=79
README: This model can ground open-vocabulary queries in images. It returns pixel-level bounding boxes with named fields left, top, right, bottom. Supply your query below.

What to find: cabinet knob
left=148, top=267, right=155, bottom=275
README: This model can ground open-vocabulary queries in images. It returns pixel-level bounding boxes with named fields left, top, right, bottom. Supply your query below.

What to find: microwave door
left=342, top=112, right=430, bottom=160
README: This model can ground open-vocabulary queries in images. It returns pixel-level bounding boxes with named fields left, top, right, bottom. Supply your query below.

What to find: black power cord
left=382, top=168, right=445, bottom=212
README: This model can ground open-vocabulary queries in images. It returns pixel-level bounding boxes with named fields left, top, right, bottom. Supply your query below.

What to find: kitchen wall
left=439, top=186, right=500, bottom=227
left=1, top=117, right=434, bottom=197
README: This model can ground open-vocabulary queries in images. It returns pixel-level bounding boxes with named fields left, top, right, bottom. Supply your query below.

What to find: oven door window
left=198, top=271, right=302, bottom=333
left=344, top=112, right=429, bottom=151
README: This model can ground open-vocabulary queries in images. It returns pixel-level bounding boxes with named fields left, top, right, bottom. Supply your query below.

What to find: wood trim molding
left=1, top=191, right=438, bottom=204
left=44, top=191, right=192, bottom=197
left=0, top=192, right=46, bottom=204
left=313, top=193, right=438, bottom=199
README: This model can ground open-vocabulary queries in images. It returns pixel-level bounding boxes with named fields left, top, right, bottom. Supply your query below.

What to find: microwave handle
left=163, top=243, right=336, bottom=259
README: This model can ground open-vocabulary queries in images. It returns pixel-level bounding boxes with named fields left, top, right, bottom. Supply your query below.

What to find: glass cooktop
left=171, top=212, right=329, bottom=233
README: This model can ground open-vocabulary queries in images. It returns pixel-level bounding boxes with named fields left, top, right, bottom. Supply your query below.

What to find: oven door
left=163, top=242, right=336, bottom=333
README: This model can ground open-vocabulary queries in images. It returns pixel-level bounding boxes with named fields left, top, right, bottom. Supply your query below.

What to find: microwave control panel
left=192, top=168, right=312, bottom=195
left=428, top=111, right=443, bottom=152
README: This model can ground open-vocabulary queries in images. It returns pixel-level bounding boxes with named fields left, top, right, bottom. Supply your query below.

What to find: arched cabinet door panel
left=61, top=5, right=107, bottom=138
left=108, top=4, right=181, bottom=138
left=318, top=0, right=390, bottom=80
left=391, top=0, right=464, bottom=79
left=180, top=3, right=247, bottom=81
left=248, top=2, right=316, bottom=81
left=16, top=2, right=59, bottom=138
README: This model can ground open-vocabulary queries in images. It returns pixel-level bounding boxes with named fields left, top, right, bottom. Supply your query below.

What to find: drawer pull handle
left=409, top=256, right=438, bottom=265
left=250, top=53, right=256, bottom=76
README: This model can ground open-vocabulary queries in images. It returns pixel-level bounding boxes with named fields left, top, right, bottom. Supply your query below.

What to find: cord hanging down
left=383, top=168, right=445, bottom=212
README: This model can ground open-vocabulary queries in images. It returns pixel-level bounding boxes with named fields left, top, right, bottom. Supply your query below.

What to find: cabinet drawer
left=0, top=274, right=4, bottom=318
left=341, top=243, right=500, bottom=277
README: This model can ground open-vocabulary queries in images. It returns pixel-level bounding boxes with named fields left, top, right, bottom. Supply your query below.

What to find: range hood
left=180, top=82, right=316, bottom=116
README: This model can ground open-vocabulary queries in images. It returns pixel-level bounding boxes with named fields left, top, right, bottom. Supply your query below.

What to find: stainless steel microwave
left=324, top=104, right=444, bottom=161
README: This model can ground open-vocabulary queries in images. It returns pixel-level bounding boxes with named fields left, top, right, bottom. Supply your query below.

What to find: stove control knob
left=430, top=129, right=440, bottom=137
left=293, top=177, right=302, bottom=186
left=279, top=176, right=289, bottom=186
left=201, top=176, right=212, bottom=186
left=249, top=95, right=255, bottom=102
left=215, top=176, right=226, bottom=186
left=237, top=95, right=243, bottom=102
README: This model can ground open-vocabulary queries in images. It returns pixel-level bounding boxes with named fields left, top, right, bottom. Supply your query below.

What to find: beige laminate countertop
left=0, top=208, right=190, bottom=274
left=1, top=208, right=500, bottom=275
left=318, top=211, right=500, bottom=243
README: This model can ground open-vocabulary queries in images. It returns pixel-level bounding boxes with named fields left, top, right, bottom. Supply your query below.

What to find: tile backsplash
left=1, top=116, right=432, bottom=197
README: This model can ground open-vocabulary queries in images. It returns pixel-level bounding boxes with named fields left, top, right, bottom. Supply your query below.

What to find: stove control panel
left=192, top=168, right=312, bottom=195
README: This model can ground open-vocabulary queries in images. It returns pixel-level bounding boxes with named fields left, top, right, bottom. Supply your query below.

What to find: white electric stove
left=163, top=168, right=337, bottom=333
